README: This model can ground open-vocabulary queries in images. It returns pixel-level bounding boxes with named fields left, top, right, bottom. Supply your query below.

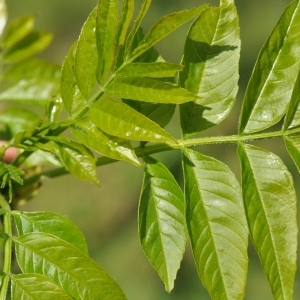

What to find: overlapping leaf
left=239, top=0, right=300, bottom=134
left=180, top=0, right=240, bottom=136
left=182, top=148, right=248, bottom=300
left=71, top=116, right=142, bottom=166
left=89, top=96, right=176, bottom=143
left=14, top=233, right=127, bottom=300
left=12, top=211, right=89, bottom=254
left=10, top=274, right=73, bottom=300
left=139, top=156, right=187, bottom=292
left=238, top=144, right=297, bottom=299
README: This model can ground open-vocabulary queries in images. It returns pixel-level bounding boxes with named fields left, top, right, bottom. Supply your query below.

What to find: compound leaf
left=14, top=233, right=127, bottom=300
left=182, top=148, right=248, bottom=300
left=239, top=0, right=300, bottom=134
left=89, top=96, right=176, bottom=143
left=139, top=156, right=187, bottom=292
left=238, top=144, right=297, bottom=299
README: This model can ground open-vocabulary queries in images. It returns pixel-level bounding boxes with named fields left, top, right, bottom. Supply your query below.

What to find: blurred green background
left=5, top=0, right=300, bottom=299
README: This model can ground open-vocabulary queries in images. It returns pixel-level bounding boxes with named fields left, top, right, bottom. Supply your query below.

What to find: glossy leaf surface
left=183, top=148, right=248, bottom=300
left=10, top=274, right=73, bottom=300
left=0, top=0, right=7, bottom=37
left=89, top=96, right=176, bottom=143
left=285, top=136, right=300, bottom=172
left=139, top=156, right=187, bottom=292
left=96, top=0, right=118, bottom=83
left=14, top=233, right=127, bottom=300
left=238, top=144, right=297, bottom=299
left=71, top=116, right=142, bottom=166
left=129, top=5, right=208, bottom=61
left=239, top=0, right=300, bottom=133
left=75, top=7, right=97, bottom=99
left=106, top=77, right=198, bottom=104
left=12, top=211, right=88, bottom=254
left=180, top=0, right=240, bottom=136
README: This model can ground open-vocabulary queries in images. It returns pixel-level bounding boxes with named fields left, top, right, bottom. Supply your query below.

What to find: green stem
left=0, top=196, right=12, bottom=300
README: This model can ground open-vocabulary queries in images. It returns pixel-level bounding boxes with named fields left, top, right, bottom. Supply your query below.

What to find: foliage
left=0, top=0, right=299, bottom=299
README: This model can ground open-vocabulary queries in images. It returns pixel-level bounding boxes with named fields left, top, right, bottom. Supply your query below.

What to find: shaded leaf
left=180, top=0, right=240, bottom=136
left=3, top=30, right=53, bottom=63
left=75, top=7, right=97, bottom=99
left=96, top=0, right=118, bottom=83
left=0, top=0, right=7, bottom=38
left=71, top=116, right=142, bottom=166
left=239, top=0, right=300, bottom=134
left=139, top=156, right=187, bottom=292
left=10, top=274, right=73, bottom=300
left=238, top=143, right=297, bottom=299
left=14, top=233, right=127, bottom=300
left=182, top=148, right=248, bottom=300
left=12, top=211, right=89, bottom=255
left=89, top=96, right=176, bottom=143
left=285, top=136, right=300, bottom=172
left=106, top=77, right=198, bottom=104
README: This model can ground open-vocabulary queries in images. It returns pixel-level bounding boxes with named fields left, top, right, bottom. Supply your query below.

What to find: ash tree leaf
left=105, top=77, right=198, bottom=104
left=182, top=148, right=248, bottom=300
left=10, top=274, right=73, bottom=300
left=180, top=0, right=240, bottom=136
left=75, top=7, right=97, bottom=99
left=0, top=0, right=7, bottom=38
left=284, top=136, right=300, bottom=172
left=139, top=156, right=187, bottom=292
left=89, top=96, right=176, bottom=143
left=128, top=5, right=209, bottom=61
left=71, top=116, right=142, bottom=166
left=2, top=15, right=35, bottom=48
left=239, top=0, right=300, bottom=134
left=12, top=211, right=89, bottom=255
left=13, top=233, right=127, bottom=300
left=61, top=41, right=86, bottom=116
left=283, top=70, right=300, bottom=130
left=238, top=143, right=297, bottom=299
left=96, top=0, right=118, bottom=83
left=3, top=30, right=53, bottom=63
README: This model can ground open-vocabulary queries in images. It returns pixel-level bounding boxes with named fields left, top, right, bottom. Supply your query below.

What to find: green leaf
left=89, top=96, right=176, bottom=143
left=180, top=0, right=240, bottom=136
left=71, top=116, right=142, bottom=166
left=128, top=5, right=208, bottom=61
left=239, top=0, right=300, bottom=134
left=285, top=136, right=300, bottom=172
left=49, top=136, right=99, bottom=185
left=238, top=143, right=297, bottom=299
left=105, top=77, right=198, bottom=104
left=182, top=148, right=248, bottom=300
left=14, top=233, right=127, bottom=300
left=283, top=71, right=300, bottom=130
left=75, top=7, right=97, bottom=99
left=46, top=96, right=63, bottom=123
left=3, top=30, right=53, bottom=63
left=2, top=15, right=35, bottom=47
left=96, top=0, right=118, bottom=83
left=115, top=0, right=134, bottom=47
left=61, top=42, right=86, bottom=116
left=0, top=0, right=7, bottom=38
left=10, top=274, right=74, bottom=300
left=12, top=211, right=89, bottom=255
left=139, top=156, right=187, bottom=292
left=115, top=62, right=183, bottom=78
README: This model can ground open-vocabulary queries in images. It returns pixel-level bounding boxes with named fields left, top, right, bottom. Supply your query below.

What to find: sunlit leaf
left=14, top=233, right=127, bottom=300
left=96, top=0, right=118, bottom=83
left=128, top=5, right=208, bottom=61
left=0, top=0, right=7, bottom=38
left=46, top=96, right=63, bottom=123
left=182, top=148, right=248, bottom=300
left=139, top=156, right=187, bottom=292
left=180, top=0, right=240, bottom=136
left=12, top=211, right=89, bottom=255
left=75, top=7, right=97, bottom=99
left=239, top=0, right=300, bottom=134
left=285, top=136, right=300, bottom=172
left=89, top=96, right=176, bottom=143
left=10, top=274, right=73, bottom=300
left=106, top=77, right=198, bottom=104
left=238, top=143, right=297, bottom=299
left=71, top=116, right=142, bottom=166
